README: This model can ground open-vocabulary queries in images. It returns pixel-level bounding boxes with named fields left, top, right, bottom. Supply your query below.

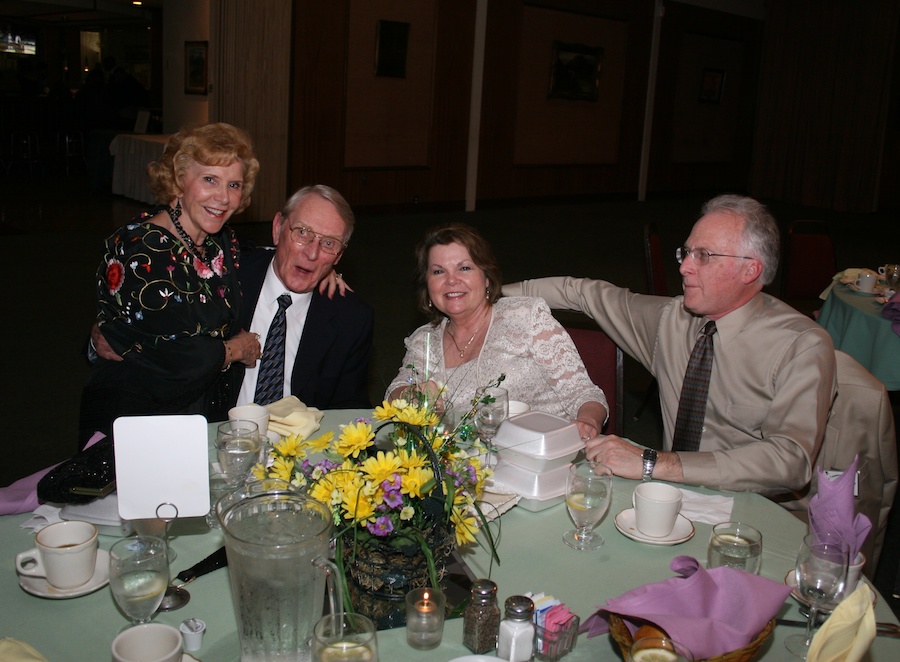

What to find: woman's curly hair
left=148, top=122, right=260, bottom=214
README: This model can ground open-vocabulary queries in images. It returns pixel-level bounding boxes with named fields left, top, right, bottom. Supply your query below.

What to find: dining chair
left=564, top=325, right=624, bottom=437
left=781, top=350, right=897, bottom=576
left=633, top=223, right=667, bottom=421
left=781, top=220, right=837, bottom=319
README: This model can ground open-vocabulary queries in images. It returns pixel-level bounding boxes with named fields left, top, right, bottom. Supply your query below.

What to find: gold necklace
left=447, top=310, right=489, bottom=358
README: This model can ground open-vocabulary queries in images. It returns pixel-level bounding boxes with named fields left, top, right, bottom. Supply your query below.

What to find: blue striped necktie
left=672, top=320, right=717, bottom=452
left=254, top=294, right=293, bottom=405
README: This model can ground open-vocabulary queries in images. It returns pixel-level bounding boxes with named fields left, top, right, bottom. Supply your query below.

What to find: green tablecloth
left=819, top=282, right=900, bottom=390
left=3, top=410, right=899, bottom=660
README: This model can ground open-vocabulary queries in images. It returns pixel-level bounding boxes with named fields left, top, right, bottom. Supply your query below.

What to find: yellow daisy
left=361, top=450, right=402, bottom=483
left=334, top=421, right=375, bottom=458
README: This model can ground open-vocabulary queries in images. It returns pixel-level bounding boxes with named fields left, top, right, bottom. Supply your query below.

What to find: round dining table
left=818, top=282, right=900, bottom=390
left=3, top=410, right=899, bottom=660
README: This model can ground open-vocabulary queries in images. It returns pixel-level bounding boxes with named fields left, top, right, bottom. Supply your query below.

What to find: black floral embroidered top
left=92, top=209, right=242, bottom=407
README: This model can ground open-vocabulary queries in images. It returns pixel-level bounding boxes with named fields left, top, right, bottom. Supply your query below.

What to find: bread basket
left=608, top=613, right=776, bottom=662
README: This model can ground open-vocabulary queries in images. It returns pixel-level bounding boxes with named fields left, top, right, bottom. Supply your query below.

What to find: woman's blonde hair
left=148, top=122, right=260, bottom=214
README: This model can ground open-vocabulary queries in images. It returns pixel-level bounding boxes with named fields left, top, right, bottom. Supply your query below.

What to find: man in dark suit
left=233, top=185, right=373, bottom=409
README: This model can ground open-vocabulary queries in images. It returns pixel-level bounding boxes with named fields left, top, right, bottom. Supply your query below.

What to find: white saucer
left=614, top=508, right=695, bottom=545
left=784, top=571, right=876, bottom=614
left=18, top=548, right=110, bottom=599
left=848, top=284, right=881, bottom=296
left=449, top=656, right=498, bottom=662
left=265, top=429, right=281, bottom=443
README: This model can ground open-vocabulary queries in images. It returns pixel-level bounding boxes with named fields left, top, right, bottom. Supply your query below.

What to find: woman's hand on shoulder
left=318, top=269, right=352, bottom=299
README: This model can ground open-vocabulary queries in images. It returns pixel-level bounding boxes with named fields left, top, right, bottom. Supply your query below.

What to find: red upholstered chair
left=564, top=326, right=624, bottom=437
left=781, top=221, right=836, bottom=319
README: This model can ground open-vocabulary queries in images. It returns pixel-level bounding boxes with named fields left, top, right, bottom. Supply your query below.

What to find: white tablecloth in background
left=109, top=133, right=171, bottom=205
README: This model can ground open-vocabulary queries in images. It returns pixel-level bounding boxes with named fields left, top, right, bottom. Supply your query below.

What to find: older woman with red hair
left=79, top=123, right=263, bottom=445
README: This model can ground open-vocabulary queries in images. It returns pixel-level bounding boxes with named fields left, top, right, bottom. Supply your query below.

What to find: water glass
left=563, top=461, right=612, bottom=550
left=215, top=420, right=262, bottom=485
left=109, top=536, right=169, bottom=626
left=707, top=522, right=762, bottom=574
left=312, top=612, right=378, bottom=661
left=476, top=387, right=509, bottom=445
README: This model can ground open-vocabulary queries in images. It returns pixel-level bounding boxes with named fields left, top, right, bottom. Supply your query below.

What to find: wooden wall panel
left=344, top=0, right=436, bottom=168
left=648, top=2, right=761, bottom=194
left=210, top=0, right=292, bottom=220
left=476, top=0, right=654, bottom=203
left=513, top=7, right=628, bottom=165
left=290, top=0, right=475, bottom=209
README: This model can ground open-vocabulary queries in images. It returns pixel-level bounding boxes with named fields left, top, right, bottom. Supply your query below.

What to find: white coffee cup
left=508, top=400, right=530, bottom=416
left=111, top=623, right=183, bottom=662
left=229, top=403, right=270, bottom=436
left=16, top=520, right=98, bottom=589
left=632, top=482, right=682, bottom=538
left=854, top=272, right=877, bottom=293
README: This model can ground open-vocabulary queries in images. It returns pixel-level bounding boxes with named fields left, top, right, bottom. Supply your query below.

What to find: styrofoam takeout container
left=492, top=411, right=583, bottom=472
left=490, top=461, right=569, bottom=512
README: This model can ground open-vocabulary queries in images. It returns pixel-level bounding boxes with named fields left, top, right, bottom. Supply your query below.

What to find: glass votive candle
left=630, top=635, right=694, bottom=661
left=405, top=587, right=446, bottom=650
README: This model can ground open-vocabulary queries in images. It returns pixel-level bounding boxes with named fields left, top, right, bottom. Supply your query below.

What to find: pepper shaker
left=497, top=595, right=535, bottom=662
left=463, top=579, right=501, bottom=653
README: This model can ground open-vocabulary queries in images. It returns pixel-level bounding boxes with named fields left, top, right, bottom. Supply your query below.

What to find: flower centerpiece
left=252, top=368, right=505, bottom=625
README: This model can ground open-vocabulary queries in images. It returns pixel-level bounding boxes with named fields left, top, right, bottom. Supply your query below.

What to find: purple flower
left=367, top=516, right=394, bottom=537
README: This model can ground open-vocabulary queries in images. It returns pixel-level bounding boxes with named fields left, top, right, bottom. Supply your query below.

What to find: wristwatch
left=641, top=449, right=657, bottom=482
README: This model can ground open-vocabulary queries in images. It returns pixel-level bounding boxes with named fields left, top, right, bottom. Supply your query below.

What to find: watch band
left=642, top=449, right=657, bottom=482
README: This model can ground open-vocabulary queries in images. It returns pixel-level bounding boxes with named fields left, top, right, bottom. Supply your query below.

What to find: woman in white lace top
left=386, top=224, right=608, bottom=440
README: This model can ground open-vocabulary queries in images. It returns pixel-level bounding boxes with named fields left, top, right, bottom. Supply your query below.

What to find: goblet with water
left=475, top=387, right=508, bottom=446
left=215, top=420, right=262, bottom=486
left=563, top=461, right=612, bottom=550
left=785, top=533, right=849, bottom=658
left=109, top=536, right=169, bottom=627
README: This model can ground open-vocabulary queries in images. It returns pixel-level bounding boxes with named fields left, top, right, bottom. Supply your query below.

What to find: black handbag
left=37, top=437, right=116, bottom=504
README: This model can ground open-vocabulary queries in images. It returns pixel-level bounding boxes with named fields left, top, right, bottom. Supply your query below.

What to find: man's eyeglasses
left=289, top=225, right=346, bottom=255
left=675, top=246, right=753, bottom=266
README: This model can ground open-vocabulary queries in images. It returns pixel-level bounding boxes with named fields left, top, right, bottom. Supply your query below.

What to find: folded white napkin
left=265, top=396, right=324, bottom=439
left=0, top=638, right=49, bottom=662
left=19, top=504, right=63, bottom=532
left=479, top=488, right=522, bottom=523
left=678, top=488, right=734, bottom=525
left=807, top=583, right=876, bottom=662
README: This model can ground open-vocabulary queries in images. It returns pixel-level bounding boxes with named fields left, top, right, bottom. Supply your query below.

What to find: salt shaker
left=497, top=595, right=535, bottom=662
left=463, top=579, right=501, bottom=654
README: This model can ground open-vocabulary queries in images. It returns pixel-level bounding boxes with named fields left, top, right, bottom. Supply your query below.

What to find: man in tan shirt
left=504, top=194, right=837, bottom=500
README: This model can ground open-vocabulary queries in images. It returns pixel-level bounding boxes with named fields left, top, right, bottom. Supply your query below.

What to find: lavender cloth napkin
left=808, top=455, right=872, bottom=561
left=882, top=291, right=900, bottom=336
left=0, top=432, right=106, bottom=516
left=581, top=556, right=792, bottom=659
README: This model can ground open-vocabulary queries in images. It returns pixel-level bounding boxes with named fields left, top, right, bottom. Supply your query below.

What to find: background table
left=819, top=282, right=900, bottom=390
left=3, top=411, right=899, bottom=660
left=109, top=133, right=171, bottom=205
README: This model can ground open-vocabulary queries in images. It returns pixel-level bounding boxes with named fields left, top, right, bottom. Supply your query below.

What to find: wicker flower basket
left=608, top=614, right=776, bottom=662
left=341, top=524, right=454, bottom=629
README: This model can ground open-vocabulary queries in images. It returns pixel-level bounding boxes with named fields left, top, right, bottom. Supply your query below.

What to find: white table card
left=113, top=415, right=210, bottom=520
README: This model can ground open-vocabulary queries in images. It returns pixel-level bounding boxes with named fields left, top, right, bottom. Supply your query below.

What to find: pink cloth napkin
left=0, top=432, right=106, bottom=515
left=808, top=455, right=872, bottom=561
left=581, top=556, right=792, bottom=660
left=882, top=291, right=900, bottom=336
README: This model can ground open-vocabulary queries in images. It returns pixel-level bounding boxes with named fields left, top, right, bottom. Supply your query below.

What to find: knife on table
left=174, top=546, right=228, bottom=586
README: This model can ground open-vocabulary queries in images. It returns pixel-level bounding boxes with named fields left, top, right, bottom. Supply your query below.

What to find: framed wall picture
left=699, top=68, right=726, bottom=104
left=548, top=40, right=603, bottom=101
left=184, top=40, right=208, bottom=95
left=375, top=20, right=410, bottom=78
